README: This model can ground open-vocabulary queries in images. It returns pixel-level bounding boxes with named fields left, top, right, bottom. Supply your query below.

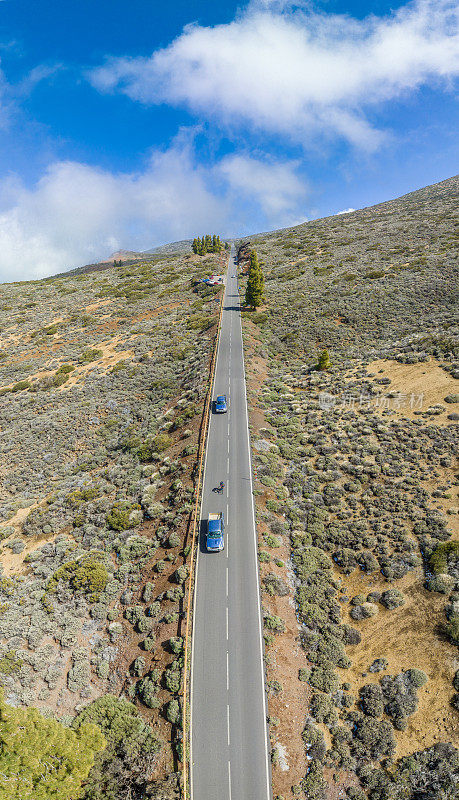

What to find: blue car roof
left=208, top=520, right=222, bottom=532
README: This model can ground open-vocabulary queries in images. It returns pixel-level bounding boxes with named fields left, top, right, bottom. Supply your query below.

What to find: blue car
left=207, top=513, right=225, bottom=551
left=215, top=395, right=227, bottom=413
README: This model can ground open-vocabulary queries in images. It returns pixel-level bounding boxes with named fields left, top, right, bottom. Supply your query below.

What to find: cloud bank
left=89, top=0, right=459, bottom=149
left=0, top=137, right=306, bottom=282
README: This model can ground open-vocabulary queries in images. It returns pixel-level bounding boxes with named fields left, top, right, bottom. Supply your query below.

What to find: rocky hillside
left=0, top=250, right=226, bottom=799
left=239, top=175, right=459, bottom=800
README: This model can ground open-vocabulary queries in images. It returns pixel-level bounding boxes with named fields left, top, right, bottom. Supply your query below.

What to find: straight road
left=190, top=247, right=272, bottom=800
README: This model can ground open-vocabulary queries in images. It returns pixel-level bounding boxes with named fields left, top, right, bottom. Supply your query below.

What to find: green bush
left=310, top=691, right=337, bottom=725
left=430, top=541, right=459, bottom=574
left=52, top=373, right=69, bottom=387
left=137, top=675, right=160, bottom=708
left=166, top=698, right=181, bottom=725
left=164, top=663, right=182, bottom=693
left=0, top=650, right=23, bottom=675
left=56, top=363, right=75, bottom=374
left=45, top=554, right=108, bottom=604
left=11, top=380, right=30, bottom=392
left=168, top=637, right=183, bottom=655
left=72, top=694, right=160, bottom=800
left=359, top=684, right=384, bottom=717
left=263, top=612, right=285, bottom=633
left=80, top=349, right=103, bottom=363
left=309, top=663, right=339, bottom=694
left=302, top=722, right=326, bottom=762
left=106, top=502, right=140, bottom=531
left=404, top=669, right=428, bottom=688
left=442, top=613, right=459, bottom=644
left=380, top=589, right=405, bottom=610
left=152, top=434, right=172, bottom=453
left=351, top=716, right=395, bottom=761
left=0, top=690, right=105, bottom=800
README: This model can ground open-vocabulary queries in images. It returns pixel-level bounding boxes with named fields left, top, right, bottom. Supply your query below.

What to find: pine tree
left=317, top=349, right=331, bottom=370
left=192, top=238, right=198, bottom=254
left=245, top=249, right=264, bottom=310
left=0, top=691, right=105, bottom=800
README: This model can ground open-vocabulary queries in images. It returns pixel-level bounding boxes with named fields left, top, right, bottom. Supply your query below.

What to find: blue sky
left=0, top=0, right=457, bottom=280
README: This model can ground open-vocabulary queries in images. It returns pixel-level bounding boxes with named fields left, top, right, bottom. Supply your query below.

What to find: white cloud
left=0, top=135, right=227, bottom=282
left=336, top=207, right=356, bottom=215
left=88, top=0, right=459, bottom=149
left=219, top=153, right=307, bottom=221
left=0, top=135, right=307, bottom=282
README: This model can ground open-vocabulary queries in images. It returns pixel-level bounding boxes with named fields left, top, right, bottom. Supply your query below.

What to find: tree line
left=245, top=249, right=265, bottom=310
left=192, top=235, right=226, bottom=255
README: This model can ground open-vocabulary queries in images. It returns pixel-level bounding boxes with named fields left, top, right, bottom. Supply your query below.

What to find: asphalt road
left=190, top=247, right=272, bottom=800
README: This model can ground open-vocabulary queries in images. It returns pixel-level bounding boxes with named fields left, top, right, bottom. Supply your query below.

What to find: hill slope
left=0, top=250, right=226, bottom=799
left=239, top=175, right=459, bottom=800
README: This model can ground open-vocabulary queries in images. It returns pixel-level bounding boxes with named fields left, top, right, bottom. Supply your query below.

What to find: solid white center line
left=227, top=456, right=230, bottom=472
left=226, top=567, right=228, bottom=596
left=227, top=705, right=230, bottom=746
left=228, top=761, right=232, bottom=800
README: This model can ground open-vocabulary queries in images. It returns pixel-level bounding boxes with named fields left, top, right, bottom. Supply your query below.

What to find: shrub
left=173, top=565, right=189, bottom=584
left=106, top=502, right=139, bottom=531
left=453, top=669, right=459, bottom=691
left=45, top=554, right=108, bottom=604
left=299, top=667, right=310, bottom=682
left=442, top=613, right=459, bottom=644
left=137, top=676, right=160, bottom=708
left=152, top=434, right=172, bottom=453
left=142, top=634, right=156, bottom=651
left=11, top=380, right=30, bottom=392
left=142, top=582, right=154, bottom=602
left=427, top=574, right=455, bottom=594
left=309, top=663, right=339, bottom=694
left=310, top=691, right=337, bottom=725
left=430, top=541, right=459, bottom=574
left=342, top=625, right=362, bottom=646
left=132, top=657, right=146, bottom=677
left=301, top=759, right=327, bottom=799
left=380, top=589, right=405, bottom=610
left=166, top=698, right=181, bottom=725
left=263, top=573, right=289, bottom=596
left=80, top=348, right=103, bottom=363
left=168, top=532, right=181, bottom=548
left=164, top=664, right=182, bottom=693
left=350, top=602, right=378, bottom=620
left=56, top=363, right=75, bottom=374
left=404, top=668, right=428, bottom=688
left=351, top=716, right=396, bottom=761
left=359, top=684, right=384, bottom=717
left=302, top=722, right=326, bottom=762
left=263, top=612, right=285, bottom=633
left=169, top=637, right=183, bottom=655
left=0, top=650, right=23, bottom=675
left=317, top=349, right=331, bottom=371
left=72, top=694, right=160, bottom=800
